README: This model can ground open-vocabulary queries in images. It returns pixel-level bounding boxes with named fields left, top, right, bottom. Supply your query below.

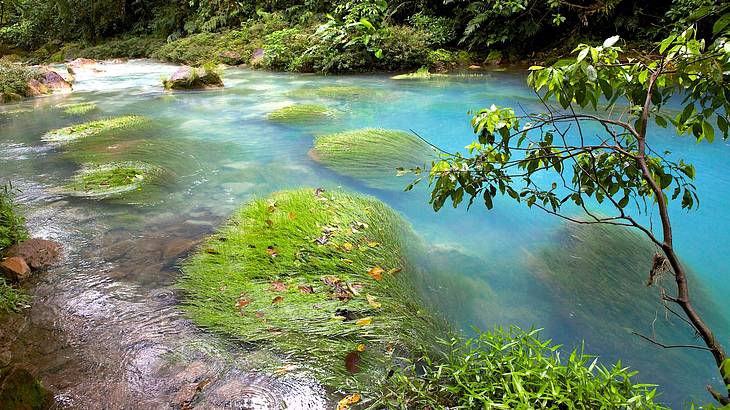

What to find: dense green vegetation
left=0, top=182, right=29, bottom=312
left=1, top=1, right=724, bottom=72
left=0, top=63, right=39, bottom=101
left=267, top=103, right=337, bottom=123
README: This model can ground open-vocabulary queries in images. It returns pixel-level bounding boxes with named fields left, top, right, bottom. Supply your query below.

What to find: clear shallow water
left=0, top=60, right=728, bottom=408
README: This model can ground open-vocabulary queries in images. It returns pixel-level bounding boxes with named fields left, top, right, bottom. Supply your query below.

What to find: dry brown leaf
left=270, top=281, right=287, bottom=292
left=366, top=294, right=381, bottom=309
left=265, top=219, right=274, bottom=228
left=272, top=296, right=284, bottom=304
left=274, top=364, right=297, bottom=376
left=298, top=284, right=314, bottom=294
left=235, top=298, right=250, bottom=309
left=336, top=393, right=361, bottom=410
left=345, top=351, right=361, bottom=374
left=367, top=266, right=384, bottom=281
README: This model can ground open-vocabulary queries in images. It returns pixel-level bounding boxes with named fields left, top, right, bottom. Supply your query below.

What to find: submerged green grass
left=179, top=189, right=443, bottom=388
left=312, top=128, right=436, bottom=190
left=391, top=67, right=447, bottom=80
left=42, top=115, right=148, bottom=143
left=61, top=102, right=98, bottom=115
left=64, top=161, right=162, bottom=198
left=285, top=85, right=371, bottom=99
left=267, top=104, right=337, bottom=123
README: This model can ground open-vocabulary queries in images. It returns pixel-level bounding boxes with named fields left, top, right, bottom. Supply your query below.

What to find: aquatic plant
left=179, top=189, right=444, bottom=389
left=311, top=128, right=436, bottom=190
left=42, top=115, right=148, bottom=143
left=390, top=66, right=447, bottom=80
left=267, top=103, right=337, bottom=123
left=0, top=183, right=28, bottom=253
left=285, top=85, right=370, bottom=99
left=64, top=161, right=162, bottom=199
left=377, top=326, right=667, bottom=409
left=61, top=102, right=98, bottom=115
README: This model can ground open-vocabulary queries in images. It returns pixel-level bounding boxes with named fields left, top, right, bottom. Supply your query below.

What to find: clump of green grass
left=42, top=115, right=148, bottom=143
left=64, top=161, right=161, bottom=198
left=61, top=102, right=98, bottom=115
left=391, top=66, right=447, bottom=80
left=179, top=189, right=444, bottom=388
left=377, top=326, right=666, bottom=409
left=0, top=64, right=41, bottom=101
left=0, top=182, right=28, bottom=253
left=162, top=63, right=224, bottom=90
left=267, top=103, right=337, bottom=123
left=0, top=278, right=30, bottom=313
left=311, top=128, right=436, bottom=190
left=285, top=85, right=371, bottom=99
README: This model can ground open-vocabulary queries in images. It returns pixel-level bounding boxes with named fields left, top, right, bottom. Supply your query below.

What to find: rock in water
left=0, top=366, right=55, bottom=410
left=163, top=66, right=223, bottom=90
left=26, top=67, right=72, bottom=96
left=0, top=257, right=31, bottom=281
left=5, top=239, right=62, bottom=271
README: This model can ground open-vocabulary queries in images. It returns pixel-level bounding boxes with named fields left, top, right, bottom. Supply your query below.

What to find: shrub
left=262, top=28, right=312, bottom=71
left=408, top=12, right=457, bottom=47
left=74, top=37, right=165, bottom=60
left=377, top=326, right=667, bottom=409
left=375, top=25, right=432, bottom=71
left=153, top=30, right=249, bottom=66
left=0, top=183, right=28, bottom=253
left=427, top=48, right=457, bottom=72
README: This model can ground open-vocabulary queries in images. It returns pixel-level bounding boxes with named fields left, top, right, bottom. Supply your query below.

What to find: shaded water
left=1, top=60, right=728, bottom=408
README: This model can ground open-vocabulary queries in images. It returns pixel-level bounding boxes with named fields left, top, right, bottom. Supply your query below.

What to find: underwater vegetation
left=527, top=222, right=730, bottom=399
left=42, top=115, right=148, bottom=143
left=267, top=103, right=338, bottom=123
left=178, top=189, right=444, bottom=389
left=311, top=128, right=436, bottom=190
left=64, top=161, right=162, bottom=199
left=391, top=67, right=448, bottom=80
left=60, top=102, right=98, bottom=115
left=285, top=85, right=372, bottom=100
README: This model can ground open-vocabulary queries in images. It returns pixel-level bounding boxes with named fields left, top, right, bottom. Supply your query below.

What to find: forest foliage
left=0, top=0, right=726, bottom=71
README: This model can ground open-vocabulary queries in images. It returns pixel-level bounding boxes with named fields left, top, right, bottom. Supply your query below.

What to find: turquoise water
left=1, top=60, right=728, bottom=408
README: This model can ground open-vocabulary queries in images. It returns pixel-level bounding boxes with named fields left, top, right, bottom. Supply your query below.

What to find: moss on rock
left=61, top=102, right=98, bottom=115
left=163, top=65, right=224, bottom=90
left=267, top=103, right=337, bottom=123
left=311, top=128, right=436, bottom=190
left=42, top=115, right=148, bottom=143
left=179, top=189, right=443, bottom=387
left=64, top=161, right=161, bottom=199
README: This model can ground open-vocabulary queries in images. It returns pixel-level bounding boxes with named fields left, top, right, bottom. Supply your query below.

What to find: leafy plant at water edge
left=0, top=182, right=28, bottom=252
left=376, top=326, right=666, bottom=409
left=409, top=11, right=730, bottom=405
left=0, top=277, right=30, bottom=313
left=0, top=63, right=39, bottom=99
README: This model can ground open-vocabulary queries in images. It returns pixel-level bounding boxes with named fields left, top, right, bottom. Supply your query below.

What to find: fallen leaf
left=205, top=248, right=220, bottom=255
left=342, top=242, right=353, bottom=251
left=255, top=310, right=265, bottom=318
left=235, top=298, right=250, bottom=309
left=315, top=235, right=329, bottom=245
left=272, top=296, right=284, bottom=304
left=267, top=201, right=277, bottom=212
left=270, top=281, right=287, bottom=292
left=337, top=393, right=361, bottom=410
left=367, top=266, right=384, bottom=281
left=346, top=282, right=361, bottom=296
left=274, top=364, right=297, bottom=375
left=356, top=344, right=366, bottom=352
left=298, top=284, right=314, bottom=294
left=388, top=267, right=402, bottom=275
left=266, top=246, right=277, bottom=257
left=341, top=258, right=354, bottom=264
left=322, top=276, right=341, bottom=286
left=366, top=294, right=381, bottom=309
left=345, top=351, right=361, bottom=373
left=288, top=211, right=296, bottom=220
left=265, top=219, right=274, bottom=228
left=356, top=317, right=372, bottom=326
left=218, top=285, right=227, bottom=292
left=367, top=241, right=380, bottom=248
left=315, top=187, right=326, bottom=197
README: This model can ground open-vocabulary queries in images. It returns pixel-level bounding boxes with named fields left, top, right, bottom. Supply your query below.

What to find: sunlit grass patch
left=64, top=161, right=162, bottom=198
left=311, top=128, right=436, bottom=190
left=267, top=103, right=337, bottom=123
left=391, top=67, right=448, bottom=80
left=178, top=189, right=444, bottom=388
left=42, top=115, right=148, bottom=143
left=61, top=102, right=98, bottom=115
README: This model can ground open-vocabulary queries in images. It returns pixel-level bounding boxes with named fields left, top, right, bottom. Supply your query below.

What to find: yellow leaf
left=366, top=294, right=381, bottom=309
left=367, top=266, right=384, bottom=281
left=342, top=258, right=354, bottom=264
left=388, top=267, right=402, bottom=275
left=356, top=317, right=372, bottom=326
left=288, top=211, right=296, bottom=220
left=274, top=364, right=297, bottom=375
left=337, top=393, right=361, bottom=410
left=367, top=241, right=380, bottom=248
left=356, top=344, right=366, bottom=352
left=343, top=242, right=354, bottom=251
